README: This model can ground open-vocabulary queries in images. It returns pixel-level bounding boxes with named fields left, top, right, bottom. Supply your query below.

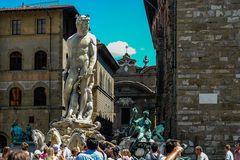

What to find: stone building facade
left=144, top=0, right=177, bottom=139
left=0, top=5, right=77, bottom=148
left=0, top=5, right=118, bottom=148
left=113, top=53, right=156, bottom=131
left=144, top=0, right=240, bottom=159
left=93, top=42, right=119, bottom=138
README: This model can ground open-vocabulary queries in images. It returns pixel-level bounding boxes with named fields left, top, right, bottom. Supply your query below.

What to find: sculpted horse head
left=152, top=123, right=165, bottom=142
left=67, top=128, right=86, bottom=150
left=46, top=128, right=62, bottom=146
left=32, top=129, right=46, bottom=151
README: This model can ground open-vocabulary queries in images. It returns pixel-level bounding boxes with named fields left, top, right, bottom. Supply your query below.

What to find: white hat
left=34, top=150, right=41, bottom=155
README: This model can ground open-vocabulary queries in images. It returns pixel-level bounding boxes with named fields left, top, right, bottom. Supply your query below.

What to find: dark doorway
left=0, top=135, right=7, bottom=152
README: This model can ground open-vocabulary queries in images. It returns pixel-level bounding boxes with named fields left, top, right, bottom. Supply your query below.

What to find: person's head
left=195, top=146, right=203, bottom=155
left=105, top=148, right=113, bottom=158
left=99, top=141, right=107, bottom=151
left=8, top=150, right=29, bottom=160
left=21, top=142, right=29, bottom=151
left=2, top=146, right=11, bottom=158
left=151, top=142, right=159, bottom=153
left=165, top=139, right=181, bottom=154
left=76, top=15, right=90, bottom=35
left=86, top=137, right=98, bottom=150
left=47, top=147, right=54, bottom=157
left=112, top=146, right=120, bottom=157
left=43, top=146, right=49, bottom=153
left=236, top=143, right=240, bottom=149
left=225, top=144, right=231, bottom=152
left=71, top=147, right=80, bottom=157
left=121, top=149, right=131, bottom=157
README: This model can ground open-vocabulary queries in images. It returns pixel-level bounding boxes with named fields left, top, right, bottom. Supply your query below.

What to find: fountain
left=6, top=15, right=105, bottom=151
left=47, top=14, right=104, bottom=150
left=10, top=121, right=36, bottom=152
left=116, top=107, right=165, bottom=158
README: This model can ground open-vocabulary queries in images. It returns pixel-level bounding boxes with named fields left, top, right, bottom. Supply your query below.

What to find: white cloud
left=107, top=41, right=136, bottom=57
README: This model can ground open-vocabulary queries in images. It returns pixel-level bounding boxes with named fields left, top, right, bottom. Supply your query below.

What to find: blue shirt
left=76, top=150, right=103, bottom=160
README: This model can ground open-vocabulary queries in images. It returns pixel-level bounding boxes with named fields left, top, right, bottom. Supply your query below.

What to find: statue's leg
left=130, top=132, right=144, bottom=152
left=66, top=81, right=81, bottom=118
left=83, top=102, right=93, bottom=121
left=63, top=74, right=78, bottom=118
left=77, top=77, right=90, bottom=120
left=129, top=126, right=135, bottom=136
left=82, top=87, right=93, bottom=120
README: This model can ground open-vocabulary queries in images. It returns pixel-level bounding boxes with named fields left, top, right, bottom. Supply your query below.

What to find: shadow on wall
left=95, top=115, right=113, bottom=141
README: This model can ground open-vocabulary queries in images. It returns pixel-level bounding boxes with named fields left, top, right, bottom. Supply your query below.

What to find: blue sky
left=0, top=0, right=156, bottom=67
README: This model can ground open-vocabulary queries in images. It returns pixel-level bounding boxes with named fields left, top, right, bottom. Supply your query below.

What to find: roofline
left=0, top=5, right=78, bottom=13
left=97, top=42, right=120, bottom=72
left=140, top=65, right=156, bottom=74
left=143, top=0, right=157, bottom=32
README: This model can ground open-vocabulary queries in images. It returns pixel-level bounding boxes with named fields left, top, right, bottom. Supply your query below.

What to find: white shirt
left=62, top=147, right=72, bottom=159
left=225, top=150, right=234, bottom=160
left=197, top=152, right=209, bottom=160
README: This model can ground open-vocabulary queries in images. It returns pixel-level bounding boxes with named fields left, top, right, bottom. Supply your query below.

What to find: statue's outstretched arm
left=130, top=107, right=138, bottom=124
left=102, top=140, right=116, bottom=148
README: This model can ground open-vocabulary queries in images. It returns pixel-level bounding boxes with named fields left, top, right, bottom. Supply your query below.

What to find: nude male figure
left=63, top=15, right=97, bottom=120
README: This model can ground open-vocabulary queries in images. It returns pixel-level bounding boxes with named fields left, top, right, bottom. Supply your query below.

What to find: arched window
left=34, top=87, right=46, bottom=106
left=100, top=70, right=104, bottom=88
left=104, top=74, right=107, bottom=92
left=35, top=51, right=47, bottom=70
left=9, top=87, right=21, bottom=106
left=108, top=78, right=111, bottom=95
left=10, top=52, right=22, bottom=70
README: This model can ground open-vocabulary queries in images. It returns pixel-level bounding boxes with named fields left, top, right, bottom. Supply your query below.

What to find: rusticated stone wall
left=177, top=0, right=240, bottom=159
left=143, top=0, right=176, bottom=139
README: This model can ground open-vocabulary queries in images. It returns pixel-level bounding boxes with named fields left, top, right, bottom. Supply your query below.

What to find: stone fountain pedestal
left=49, top=117, right=104, bottom=149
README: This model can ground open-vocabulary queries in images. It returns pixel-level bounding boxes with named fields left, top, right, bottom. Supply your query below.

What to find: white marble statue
left=62, top=14, right=97, bottom=120
left=67, top=128, right=86, bottom=150
left=32, top=129, right=46, bottom=151
left=46, top=128, right=62, bottom=146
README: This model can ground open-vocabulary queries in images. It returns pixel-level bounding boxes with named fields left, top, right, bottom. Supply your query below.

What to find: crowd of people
left=1, top=138, right=240, bottom=160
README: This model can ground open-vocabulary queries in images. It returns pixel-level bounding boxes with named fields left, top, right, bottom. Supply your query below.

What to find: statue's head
left=75, top=14, right=90, bottom=34
left=76, top=14, right=90, bottom=22
left=94, top=121, right=102, bottom=130
left=12, top=121, right=18, bottom=127
left=143, top=110, right=149, bottom=117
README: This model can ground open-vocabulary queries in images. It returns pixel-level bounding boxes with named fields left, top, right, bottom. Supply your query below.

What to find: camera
left=181, top=143, right=188, bottom=151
